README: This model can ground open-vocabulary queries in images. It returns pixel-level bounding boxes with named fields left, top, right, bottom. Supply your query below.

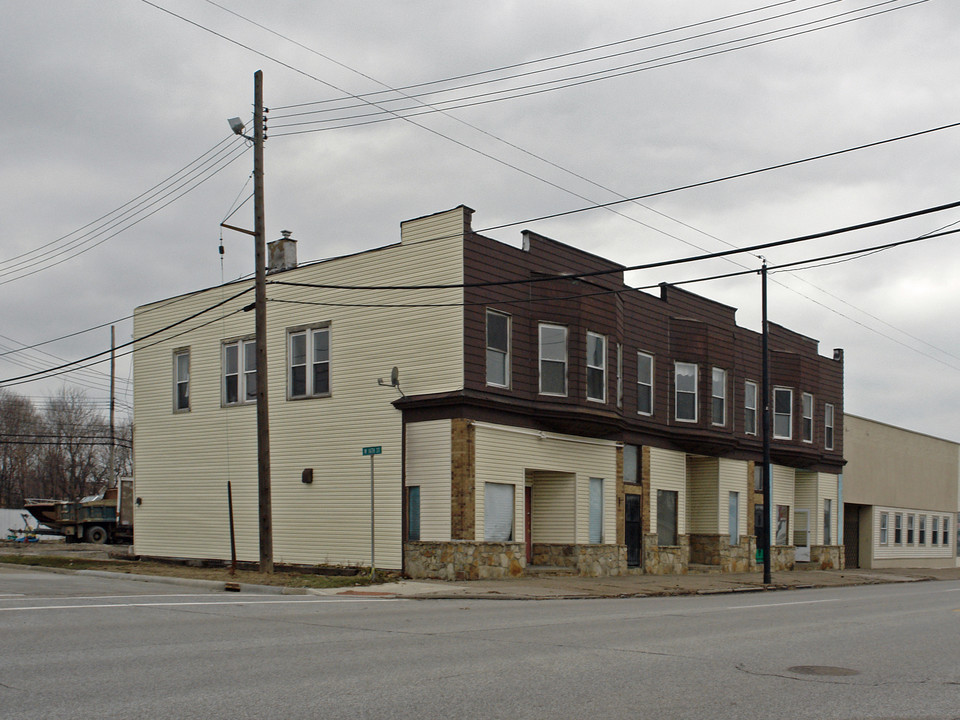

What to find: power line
left=270, top=1, right=925, bottom=135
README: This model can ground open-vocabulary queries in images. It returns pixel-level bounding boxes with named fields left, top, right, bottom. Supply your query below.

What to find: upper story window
left=711, top=367, right=726, bottom=426
left=174, top=349, right=190, bottom=412
left=539, top=323, right=567, bottom=396
left=637, top=352, right=654, bottom=415
left=289, top=326, right=330, bottom=399
left=223, top=338, right=256, bottom=406
left=675, top=362, right=698, bottom=422
left=801, top=393, right=814, bottom=443
left=586, top=332, right=606, bottom=402
left=485, top=310, right=510, bottom=387
left=773, top=387, right=793, bottom=439
left=824, top=403, right=835, bottom=450
left=744, top=381, right=758, bottom=435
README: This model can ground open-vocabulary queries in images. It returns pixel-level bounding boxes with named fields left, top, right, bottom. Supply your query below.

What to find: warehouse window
left=879, top=512, right=888, bottom=545
left=907, top=514, right=915, bottom=544
left=932, top=516, right=939, bottom=545
left=919, top=515, right=926, bottom=545
left=894, top=513, right=902, bottom=545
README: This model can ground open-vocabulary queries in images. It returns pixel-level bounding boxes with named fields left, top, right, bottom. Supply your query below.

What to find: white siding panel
left=133, top=226, right=465, bottom=570
left=686, top=456, right=719, bottom=534
left=770, top=464, right=795, bottom=544
left=873, top=505, right=956, bottom=561
left=718, top=459, right=749, bottom=540
left=531, top=472, right=576, bottom=543
left=649, top=447, right=687, bottom=536
left=473, top=423, right=617, bottom=545
left=405, top=420, right=452, bottom=542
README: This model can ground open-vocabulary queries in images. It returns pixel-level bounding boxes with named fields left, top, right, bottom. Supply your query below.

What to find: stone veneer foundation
left=404, top=541, right=524, bottom=580
left=642, top=533, right=690, bottom=574
left=803, top=545, right=844, bottom=570
left=532, top=543, right=626, bottom=576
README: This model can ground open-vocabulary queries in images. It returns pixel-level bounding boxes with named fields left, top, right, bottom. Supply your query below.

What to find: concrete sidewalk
left=320, top=565, right=960, bottom=600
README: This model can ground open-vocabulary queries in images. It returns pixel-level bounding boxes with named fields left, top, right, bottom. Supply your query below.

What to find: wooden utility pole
left=254, top=69, right=273, bottom=573
left=108, top=325, right=116, bottom=485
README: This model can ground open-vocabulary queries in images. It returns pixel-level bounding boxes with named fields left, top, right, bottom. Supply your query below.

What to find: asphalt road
left=2, top=567, right=958, bottom=719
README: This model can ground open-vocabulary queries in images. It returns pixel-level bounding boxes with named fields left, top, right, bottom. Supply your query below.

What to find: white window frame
left=711, top=367, right=726, bottom=426
left=729, top=491, right=740, bottom=545
left=538, top=323, right=567, bottom=396
left=586, top=331, right=606, bottom=403
left=773, top=387, right=793, bottom=440
left=824, top=403, right=835, bottom=450
left=823, top=498, right=832, bottom=545
left=744, top=380, right=758, bottom=436
left=894, top=513, right=903, bottom=545
left=943, top=516, right=950, bottom=548
left=223, top=338, right=256, bottom=406
left=907, top=514, right=915, bottom=544
left=173, top=348, right=190, bottom=412
left=919, top=514, right=926, bottom=545
left=589, top=478, right=604, bottom=544
left=637, top=352, right=654, bottom=416
left=288, top=325, right=331, bottom=399
left=932, top=515, right=939, bottom=545
left=485, top=310, right=510, bottom=388
left=674, top=361, right=698, bottom=423
left=879, top=512, right=888, bottom=545
left=802, top=392, right=814, bottom=443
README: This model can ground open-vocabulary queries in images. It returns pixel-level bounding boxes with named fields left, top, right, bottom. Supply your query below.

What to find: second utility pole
left=254, top=69, right=273, bottom=573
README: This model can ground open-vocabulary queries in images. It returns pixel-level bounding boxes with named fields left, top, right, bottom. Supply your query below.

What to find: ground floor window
left=407, top=486, right=420, bottom=541
left=484, top=483, right=515, bottom=542
left=589, top=478, right=604, bottom=543
left=895, top=513, right=903, bottom=544
left=776, top=505, right=790, bottom=546
left=728, top=492, right=739, bottom=545
left=919, top=515, right=926, bottom=545
left=823, top=498, right=832, bottom=545
left=657, top=489, right=678, bottom=546
left=932, top=516, right=939, bottom=545
left=879, top=512, right=888, bottom=544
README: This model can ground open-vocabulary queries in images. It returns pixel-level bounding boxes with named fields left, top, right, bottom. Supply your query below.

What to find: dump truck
left=24, top=478, right=134, bottom=544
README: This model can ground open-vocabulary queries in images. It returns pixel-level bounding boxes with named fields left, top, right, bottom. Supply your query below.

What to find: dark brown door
left=625, top=494, right=641, bottom=567
left=524, top=486, right=532, bottom=564
left=844, top=504, right=860, bottom=568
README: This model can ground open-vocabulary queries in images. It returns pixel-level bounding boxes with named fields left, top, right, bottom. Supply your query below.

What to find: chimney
left=267, top=230, right=298, bottom=273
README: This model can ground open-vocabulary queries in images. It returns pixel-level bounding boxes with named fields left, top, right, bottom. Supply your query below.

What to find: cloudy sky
left=2, top=0, right=960, bottom=443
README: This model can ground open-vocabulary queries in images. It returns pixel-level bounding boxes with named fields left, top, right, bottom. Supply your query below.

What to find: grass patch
left=0, top=554, right=392, bottom=589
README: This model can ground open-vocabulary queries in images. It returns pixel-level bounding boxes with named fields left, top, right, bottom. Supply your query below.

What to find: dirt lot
left=0, top=539, right=386, bottom=590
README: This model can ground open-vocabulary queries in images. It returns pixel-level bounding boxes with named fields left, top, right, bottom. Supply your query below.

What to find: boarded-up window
left=657, top=489, right=678, bottom=546
left=484, top=483, right=514, bottom=542
left=589, top=478, right=603, bottom=543
left=776, top=505, right=790, bottom=546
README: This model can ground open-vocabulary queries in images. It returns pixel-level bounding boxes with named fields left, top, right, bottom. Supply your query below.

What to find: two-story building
left=132, top=205, right=844, bottom=578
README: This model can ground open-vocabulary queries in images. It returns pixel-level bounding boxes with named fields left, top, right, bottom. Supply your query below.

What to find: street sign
left=362, top=446, right=382, bottom=456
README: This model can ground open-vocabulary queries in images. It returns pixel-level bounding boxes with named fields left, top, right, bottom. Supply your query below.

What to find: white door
left=794, top=509, right=810, bottom=562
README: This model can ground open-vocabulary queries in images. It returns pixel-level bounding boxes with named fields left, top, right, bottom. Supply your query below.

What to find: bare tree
left=0, top=389, right=42, bottom=506
left=40, top=387, right=110, bottom=501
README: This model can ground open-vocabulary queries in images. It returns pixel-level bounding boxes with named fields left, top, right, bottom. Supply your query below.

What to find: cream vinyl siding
left=405, top=420, right=452, bottom=542
left=686, top=456, right=719, bottom=534
left=133, top=213, right=465, bottom=570
left=685, top=457, right=748, bottom=537
left=472, top=423, right=617, bottom=546
left=873, top=505, right=956, bottom=561
left=770, top=463, right=795, bottom=543
left=718, top=459, right=749, bottom=542
left=649, top=446, right=687, bottom=537
left=531, top=472, right=576, bottom=544
left=795, top=471, right=839, bottom=545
